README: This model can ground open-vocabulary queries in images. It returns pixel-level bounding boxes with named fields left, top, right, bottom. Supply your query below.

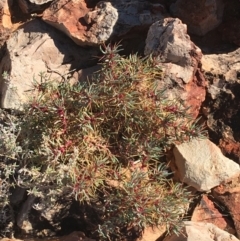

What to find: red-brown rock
left=42, top=0, right=89, bottom=46
left=213, top=174, right=240, bottom=238
left=191, top=195, right=235, bottom=234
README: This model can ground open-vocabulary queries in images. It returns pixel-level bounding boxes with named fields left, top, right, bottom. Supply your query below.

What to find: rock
left=191, top=195, right=235, bottom=234
left=163, top=221, right=240, bottom=241
left=173, top=138, right=240, bottom=191
left=0, top=0, right=12, bottom=48
left=17, top=0, right=53, bottom=13
left=201, top=48, right=240, bottom=163
left=42, top=0, right=90, bottom=46
left=145, top=18, right=202, bottom=84
left=83, top=2, right=118, bottom=45
left=42, top=0, right=166, bottom=46
left=0, top=19, right=99, bottom=110
left=170, top=0, right=224, bottom=36
left=1, top=0, right=13, bottom=29
left=60, top=231, right=95, bottom=241
left=213, top=174, right=240, bottom=238
left=137, top=226, right=166, bottom=241
left=145, top=18, right=206, bottom=117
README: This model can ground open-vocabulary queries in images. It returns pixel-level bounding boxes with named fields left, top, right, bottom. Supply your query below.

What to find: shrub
left=1, top=44, right=206, bottom=239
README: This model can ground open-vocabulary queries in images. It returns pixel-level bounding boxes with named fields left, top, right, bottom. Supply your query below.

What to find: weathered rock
left=213, top=174, right=240, bottom=238
left=191, top=195, right=235, bottom=234
left=0, top=19, right=98, bottom=110
left=60, top=231, right=95, bottom=241
left=42, top=0, right=90, bottom=46
left=42, top=0, right=167, bottom=46
left=83, top=2, right=119, bottom=45
left=173, top=138, right=240, bottom=191
left=1, top=0, right=13, bottom=29
left=201, top=48, right=240, bottom=163
left=145, top=18, right=206, bottom=117
left=163, top=221, right=240, bottom=241
left=170, top=0, right=224, bottom=36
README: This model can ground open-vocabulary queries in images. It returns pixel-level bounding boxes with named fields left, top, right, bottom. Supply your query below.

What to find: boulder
left=42, top=0, right=167, bottom=46
left=144, top=18, right=206, bottom=117
left=173, top=138, right=240, bottom=191
left=164, top=221, right=240, bottom=241
left=170, top=0, right=224, bottom=36
left=0, top=19, right=98, bottom=110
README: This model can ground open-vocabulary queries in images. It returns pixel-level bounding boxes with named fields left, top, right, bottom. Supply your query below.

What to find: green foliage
left=0, top=44, right=206, bottom=240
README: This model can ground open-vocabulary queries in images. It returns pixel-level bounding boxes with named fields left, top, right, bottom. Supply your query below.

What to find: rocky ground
left=0, top=0, right=240, bottom=241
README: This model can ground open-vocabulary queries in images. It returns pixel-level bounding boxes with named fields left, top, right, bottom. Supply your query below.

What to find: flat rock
left=0, top=19, right=98, bottom=109
left=164, top=221, right=240, bottom=241
left=173, top=138, right=240, bottom=191
left=170, top=0, right=224, bottom=36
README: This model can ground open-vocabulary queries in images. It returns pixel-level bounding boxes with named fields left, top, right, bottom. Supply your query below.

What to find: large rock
left=0, top=19, right=98, bottom=110
left=170, top=0, right=224, bottom=36
left=213, top=174, right=240, bottom=238
left=42, top=0, right=167, bottom=46
left=164, top=221, right=240, bottom=241
left=201, top=48, right=240, bottom=163
left=173, top=138, right=240, bottom=191
left=145, top=18, right=206, bottom=117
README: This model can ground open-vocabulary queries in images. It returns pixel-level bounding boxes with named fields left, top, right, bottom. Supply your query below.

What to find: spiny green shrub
left=1, top=44, right=206, bottom=239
